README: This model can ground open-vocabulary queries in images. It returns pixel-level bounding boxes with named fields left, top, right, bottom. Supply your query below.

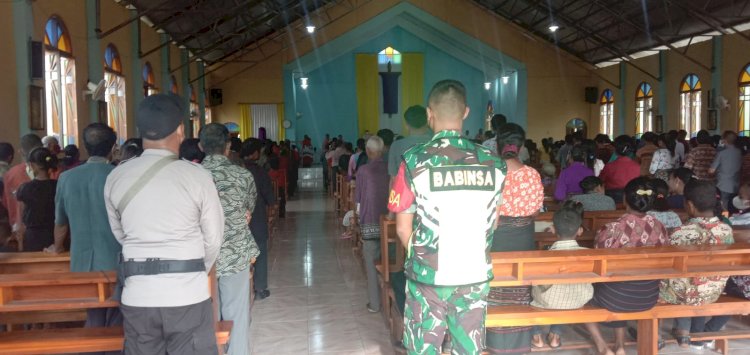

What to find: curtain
left=276, top=103, right=285, bottom=141
left=401, top=53, right=424, bottom=134
left=356, top=54, right=379, bottom=137
left=251, top=104, right=280, bottom=141
left=239, top=104, right=253, bottom=140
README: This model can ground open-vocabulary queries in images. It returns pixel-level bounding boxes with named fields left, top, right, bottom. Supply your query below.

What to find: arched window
left=170, top=75, right=178, bottom=95
left=739, top=64, right=750, bottom=133
left=189, top=85, right=200, bottom=137
left=680, top=74, right=702, bottom=134
left=143, top=62, right=157, bottom=97
left=104, top=44, right=127, bottom=143
left=635, top=82, right=654, bottom=134
left=600, top=89, right=614, bottom=138
left=378, top=46, right=401, bottom=71
left=43, top=16, right=78, bottom=145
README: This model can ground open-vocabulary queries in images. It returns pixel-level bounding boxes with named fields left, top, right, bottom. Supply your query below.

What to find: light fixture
left=484, top=82, right=491, bottom=90
left=548, top=24, right=560, bottom=33
left=502, top=75, right=509, bottom=84
left=179, top=44, right=186, bottom=49
left=306, top=25, right=316, bottom=34
left=300, top=77, right=309, bottom=90
left=156, top=28, right=165, bottom=34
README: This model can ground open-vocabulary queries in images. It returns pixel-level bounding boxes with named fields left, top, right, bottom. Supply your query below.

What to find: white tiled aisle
left=249, top=191, right=396, bottom=355
left=249, top=190, right=750, bottom=355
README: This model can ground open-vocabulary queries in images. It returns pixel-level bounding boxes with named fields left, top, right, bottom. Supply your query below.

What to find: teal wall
left=283, top=2, right=526, bottom=144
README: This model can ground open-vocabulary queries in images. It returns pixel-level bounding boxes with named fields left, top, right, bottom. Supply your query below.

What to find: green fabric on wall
left=355, top=54, right=379, bottom=137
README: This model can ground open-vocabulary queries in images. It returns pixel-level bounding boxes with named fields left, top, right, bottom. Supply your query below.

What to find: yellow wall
left=0, top=1, right=19, bottom=154
left=593, top=32, right=750, bottom=136
left=0, top=0, right=199, bottom=153
left=209, top=0, right=597, bottom=143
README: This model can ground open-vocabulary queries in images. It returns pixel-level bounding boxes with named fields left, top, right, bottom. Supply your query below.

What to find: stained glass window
left=378, top=46, right=401, bottom=72
left=43, top=16, right=78, bottom=145
left=143, top=62, right=157, bottom=97
left=739, top=64, right=750, bottom=132
left=104, top=43, right=127, bottom=143
left=635, top=82, right=654, bottom=134
left=600, top=89, right=614, bottom=138
left=680, top=74, right=702, bottom=134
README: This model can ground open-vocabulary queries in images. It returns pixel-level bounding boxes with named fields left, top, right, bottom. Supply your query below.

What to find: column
left=13, top=0, right=34, bottom=134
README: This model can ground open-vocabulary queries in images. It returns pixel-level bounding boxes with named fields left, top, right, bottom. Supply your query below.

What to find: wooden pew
left=376, top=216, right=406, bottom=341
left=0, top=252, right=71, bottom=274
left=487, top=244, right=750, bottom=354
left=0, top=270, right=232, bottom=354
left=535, top=210, right=688, bottom=234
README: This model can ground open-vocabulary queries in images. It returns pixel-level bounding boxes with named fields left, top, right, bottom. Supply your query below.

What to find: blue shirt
left=55, top=157, right=121, bottom=272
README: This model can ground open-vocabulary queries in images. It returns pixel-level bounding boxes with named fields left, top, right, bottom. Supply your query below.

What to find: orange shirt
left=498, top=165, right=544, bottom=217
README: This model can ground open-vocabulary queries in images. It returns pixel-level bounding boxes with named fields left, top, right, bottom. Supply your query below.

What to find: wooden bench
left=377, top=216, right=406, bottom=341
left=0, top=268, right=233, bottom=354
left=487, top=244, right=750, bottom=354
left=0, top=252, right=71, bottom=274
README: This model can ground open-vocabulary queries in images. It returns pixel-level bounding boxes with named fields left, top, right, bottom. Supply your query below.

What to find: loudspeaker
left=30, top=41, right=44, bottom=80
left=585, top=87, right=598, bottom=104
left=209, top=88, right=222, bottom=106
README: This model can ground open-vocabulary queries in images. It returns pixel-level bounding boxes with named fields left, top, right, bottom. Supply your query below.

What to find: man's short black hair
left=580, top=176, right=603, bottom=193
left=553, top=200, right=584, bottom=239
left=684, top=179, right=719, bottom=212
left=20, top=133, right=42, bottom=155
left=696, top=130, right=712, bottom=145
left=179, top=138, right=205, bottom=163
left=427, top=80, right=467, bottom=116
left=404, top=105, right=427, bottom=129
left=0, top=142, right=14, bottom=162
left=377, top=129, right=394, bottom=146
left=490, top=114, right=507, bottom=132
left=199, top=123, right=229, bottom=155
left=83, top=123, right=117, bottom=158
left=240, top=138, right=264, bottom=159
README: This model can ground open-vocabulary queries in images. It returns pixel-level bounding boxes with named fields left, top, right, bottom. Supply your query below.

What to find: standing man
left=388, top=105, right=431, bottom=178
left=241, top=138, right=276, bottom=300
left=47, top=123, right=122, bottom=338
left=388, top=80, right=506, bottom=354
left=104, top=94, right=223, bottom=354
left=201, top=123, right=260, bottom=355
left=685, top=130, right=717, bottom=180
left=710, top=130, right=742, bottom=209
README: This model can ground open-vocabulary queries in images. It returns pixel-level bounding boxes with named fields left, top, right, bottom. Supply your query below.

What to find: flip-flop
left=530, top=334, right=545, bottom=349
left=547, top=333, right=562, bottom=349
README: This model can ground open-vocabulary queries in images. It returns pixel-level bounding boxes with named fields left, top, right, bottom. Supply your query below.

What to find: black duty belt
left=121, top=258, right=206, bottom=278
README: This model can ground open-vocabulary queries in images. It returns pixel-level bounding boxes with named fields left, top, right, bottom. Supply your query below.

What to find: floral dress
left=498, top=165, right=544, bottom=217
left=659, top=217, right=734, bottom=306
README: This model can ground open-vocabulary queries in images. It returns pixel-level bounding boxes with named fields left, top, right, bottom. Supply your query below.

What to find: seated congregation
left=333, top=95, right=750, bottom=354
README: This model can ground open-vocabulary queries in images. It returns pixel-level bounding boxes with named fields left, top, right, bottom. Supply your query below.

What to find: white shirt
left=675, top=142, right=686, bottom=165
left=104, top=149, right=224, bottom=307
left=650, top=148, right=675, bottom=174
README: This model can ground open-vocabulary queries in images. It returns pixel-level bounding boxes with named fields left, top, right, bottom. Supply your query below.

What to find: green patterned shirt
left=388, top=130, right=507, bottom=286
left=202, top=154, right=260, bottom=277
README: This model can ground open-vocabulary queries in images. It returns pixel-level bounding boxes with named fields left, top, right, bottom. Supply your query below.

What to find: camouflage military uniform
left=388, top=130, right=506, bottom=355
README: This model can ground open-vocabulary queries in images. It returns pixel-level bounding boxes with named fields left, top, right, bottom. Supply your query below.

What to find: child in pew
left=14, top=148, right=57, bottom=252
left=569, top=176, right=616, bottom=212
left=530, top=200, right=593, bottom=349
left=647, top=178, right=683, bottom=230
left=667, top=167, right=693, bottom=210
left=585, top=177, right=668, bottom=355
left=659, top=179, right=734, bottom=349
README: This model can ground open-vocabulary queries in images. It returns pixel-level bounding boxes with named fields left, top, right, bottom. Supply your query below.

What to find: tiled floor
left=249, top=191, right=396, bottom=355
left=249, top=190, right=750, bottom=355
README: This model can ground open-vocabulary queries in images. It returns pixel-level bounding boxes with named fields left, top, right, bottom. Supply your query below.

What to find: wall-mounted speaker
left=585, top=86, right=598, bottom=104
left=30, top=41, right=44, bottom=80
left=209, top=88, right=222, bottom=106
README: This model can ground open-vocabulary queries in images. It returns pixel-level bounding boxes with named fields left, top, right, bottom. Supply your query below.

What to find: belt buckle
left=143, top=258, right=161, bottom=275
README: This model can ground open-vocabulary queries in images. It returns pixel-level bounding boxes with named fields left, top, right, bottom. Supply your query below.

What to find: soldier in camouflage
left=388, top=80, right=507, bottom=355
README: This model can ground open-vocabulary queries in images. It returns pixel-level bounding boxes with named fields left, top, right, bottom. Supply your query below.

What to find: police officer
left=104, top=94, right=224, bottom=354
left=388, top=80, right=507, bottom=355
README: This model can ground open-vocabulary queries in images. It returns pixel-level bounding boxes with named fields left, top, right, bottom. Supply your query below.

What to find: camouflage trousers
left=403, top=279, right=489, bottom=355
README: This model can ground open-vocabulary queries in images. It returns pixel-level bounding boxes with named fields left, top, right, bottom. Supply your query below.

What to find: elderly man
left=355, top=136, right=390, bottom=312
left=104, top=94, right=223, bottom=354
left=201, top=123, right=260, bottom=355
left=47, top=123, right=122, bottom=341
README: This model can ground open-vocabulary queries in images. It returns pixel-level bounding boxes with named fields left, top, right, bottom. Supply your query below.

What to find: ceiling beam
left=591, top=0, right=713, bottom=72
left=666, top=0, right=750, bottom=44
left=96, top=0, right=171, bottom=39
